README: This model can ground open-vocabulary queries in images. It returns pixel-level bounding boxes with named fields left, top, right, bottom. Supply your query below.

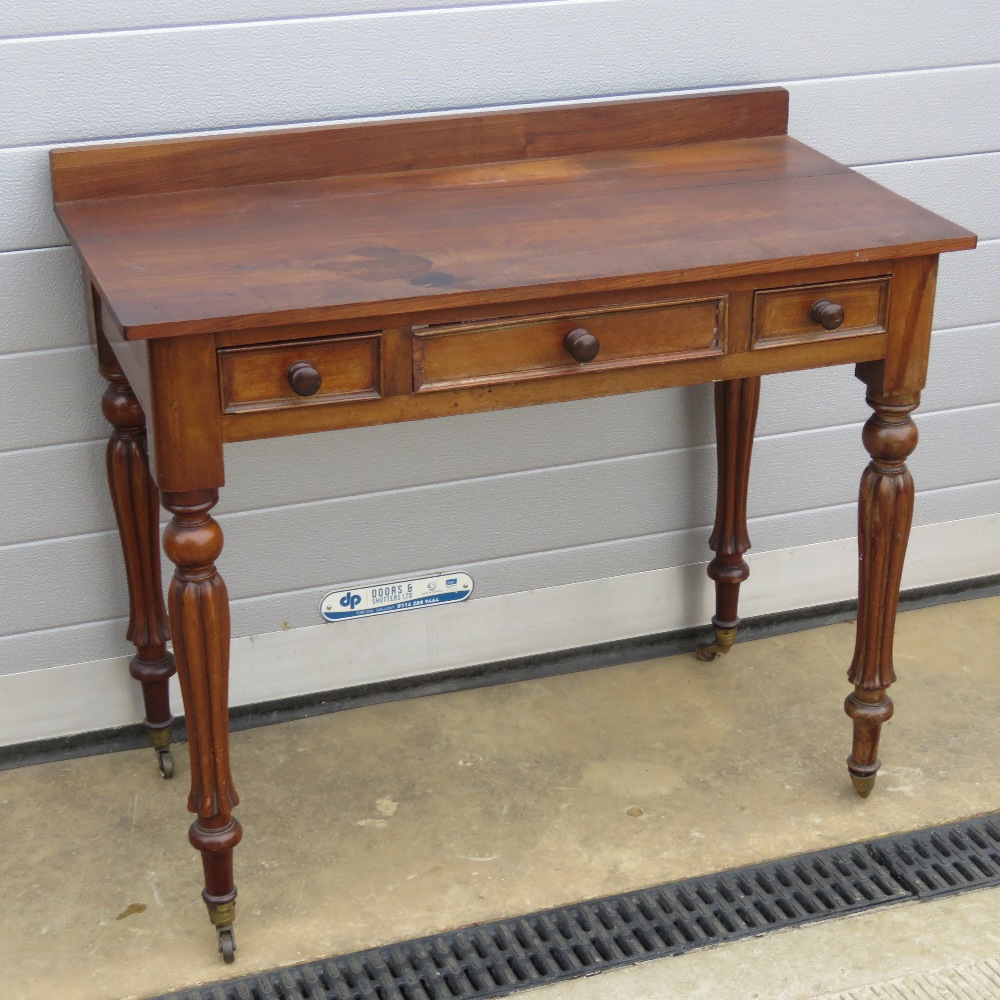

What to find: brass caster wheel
left=157, top=747, right=175, bottom=779
left=850, top=773, right=876, bottom=798
left=217, top=925, right=236, bottom=963
left=694, top=623, right=738, bottom=662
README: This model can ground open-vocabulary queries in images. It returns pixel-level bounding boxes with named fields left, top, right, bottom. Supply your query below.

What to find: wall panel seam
left=0, top=244, right=70, bottom=257
left=1, top=40, right=996, bottom=90
left=0, top=616, right=128, bottom=644
left=4, top=477, right=997, bottom=645
left=0, top=0, right=589, bottom=44
left=4, top=462, right=997, bottom=558
left=2, top=400, right=997, bottom=525
left=931, top=320, right=1000, bottom=336
left=0, top=405, right=922, bottom=462
left=0, top=344, right=90, bottom=362
left=0, top=438, right=104, bottom=459
left=780, top=58, right=1000, bottom=86
left=3, top=64, right=1000, bottom=154
left=220, top=483, right=1000, bottom=603
left=0, top=245, right=69, bottom=255
left=857, top=150, right=1000, bottom=169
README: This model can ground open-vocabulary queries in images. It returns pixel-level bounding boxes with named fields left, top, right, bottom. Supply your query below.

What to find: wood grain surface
left=49, top=88, right=790, bottom=200
left=52, top=93, right=974, bottom=340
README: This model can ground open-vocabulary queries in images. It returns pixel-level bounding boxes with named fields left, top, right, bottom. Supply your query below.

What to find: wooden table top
left=52, top=92, right=975, bottom=340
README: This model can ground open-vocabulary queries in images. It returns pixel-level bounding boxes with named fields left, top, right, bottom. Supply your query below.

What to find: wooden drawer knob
left=564, top=327, right=600, bottom=362
left=810, top=299, right=845, bottom=331
left=287, top=360, right=322, bottom=396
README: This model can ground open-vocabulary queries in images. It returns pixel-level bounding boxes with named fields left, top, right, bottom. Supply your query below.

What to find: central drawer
left=413, top=296, right=726, bottom=392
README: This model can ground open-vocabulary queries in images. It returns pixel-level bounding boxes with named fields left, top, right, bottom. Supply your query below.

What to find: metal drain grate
left=870, top=813, right=1000, bottom=899
left=156, top=813, right=1000, bottom=1000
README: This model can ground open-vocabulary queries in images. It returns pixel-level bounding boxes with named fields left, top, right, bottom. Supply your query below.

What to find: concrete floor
left=2, top=596, right=1000, bottom=1000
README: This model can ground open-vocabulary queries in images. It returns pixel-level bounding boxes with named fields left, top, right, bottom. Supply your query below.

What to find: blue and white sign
left=321, top=572, right=474, bottom=622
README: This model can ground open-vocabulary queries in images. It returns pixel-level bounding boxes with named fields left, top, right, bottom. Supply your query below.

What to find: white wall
left=1, top=2, right=998, bottom=739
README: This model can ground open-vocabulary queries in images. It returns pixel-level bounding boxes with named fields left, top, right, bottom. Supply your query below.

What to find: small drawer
left=219, top=333, right=381, bottom=413
left=414, top=297, right=725, bottom=391
left=752, top=276, right=889, bottom=348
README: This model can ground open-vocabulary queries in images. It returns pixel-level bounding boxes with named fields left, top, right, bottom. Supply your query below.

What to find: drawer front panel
left=219, top=334, right=380, bottom=413
left=752, top=276, right=889, bottom=348
left=414, top=297, right=725, bottom=391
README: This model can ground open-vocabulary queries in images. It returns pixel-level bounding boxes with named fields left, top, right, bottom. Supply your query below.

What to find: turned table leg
left=100, top=360, right=177, bottom=777
left=697, top=376, right=761, bottom=661
left=845, top=384, right=919, bottom=797
left=162, top=489, right=241, bottom=962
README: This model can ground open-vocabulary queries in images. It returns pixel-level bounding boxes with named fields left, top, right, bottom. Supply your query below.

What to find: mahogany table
left=50, top=88, right=976, bottom=962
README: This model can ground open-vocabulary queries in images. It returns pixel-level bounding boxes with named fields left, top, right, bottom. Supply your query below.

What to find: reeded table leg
left=162, top=489, right=241, bottom=963
left=697, top=376, right=761, bottom=661
left=100, top=359, right=177, bottom=777
left=845, top=383, right=919, bottom=797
